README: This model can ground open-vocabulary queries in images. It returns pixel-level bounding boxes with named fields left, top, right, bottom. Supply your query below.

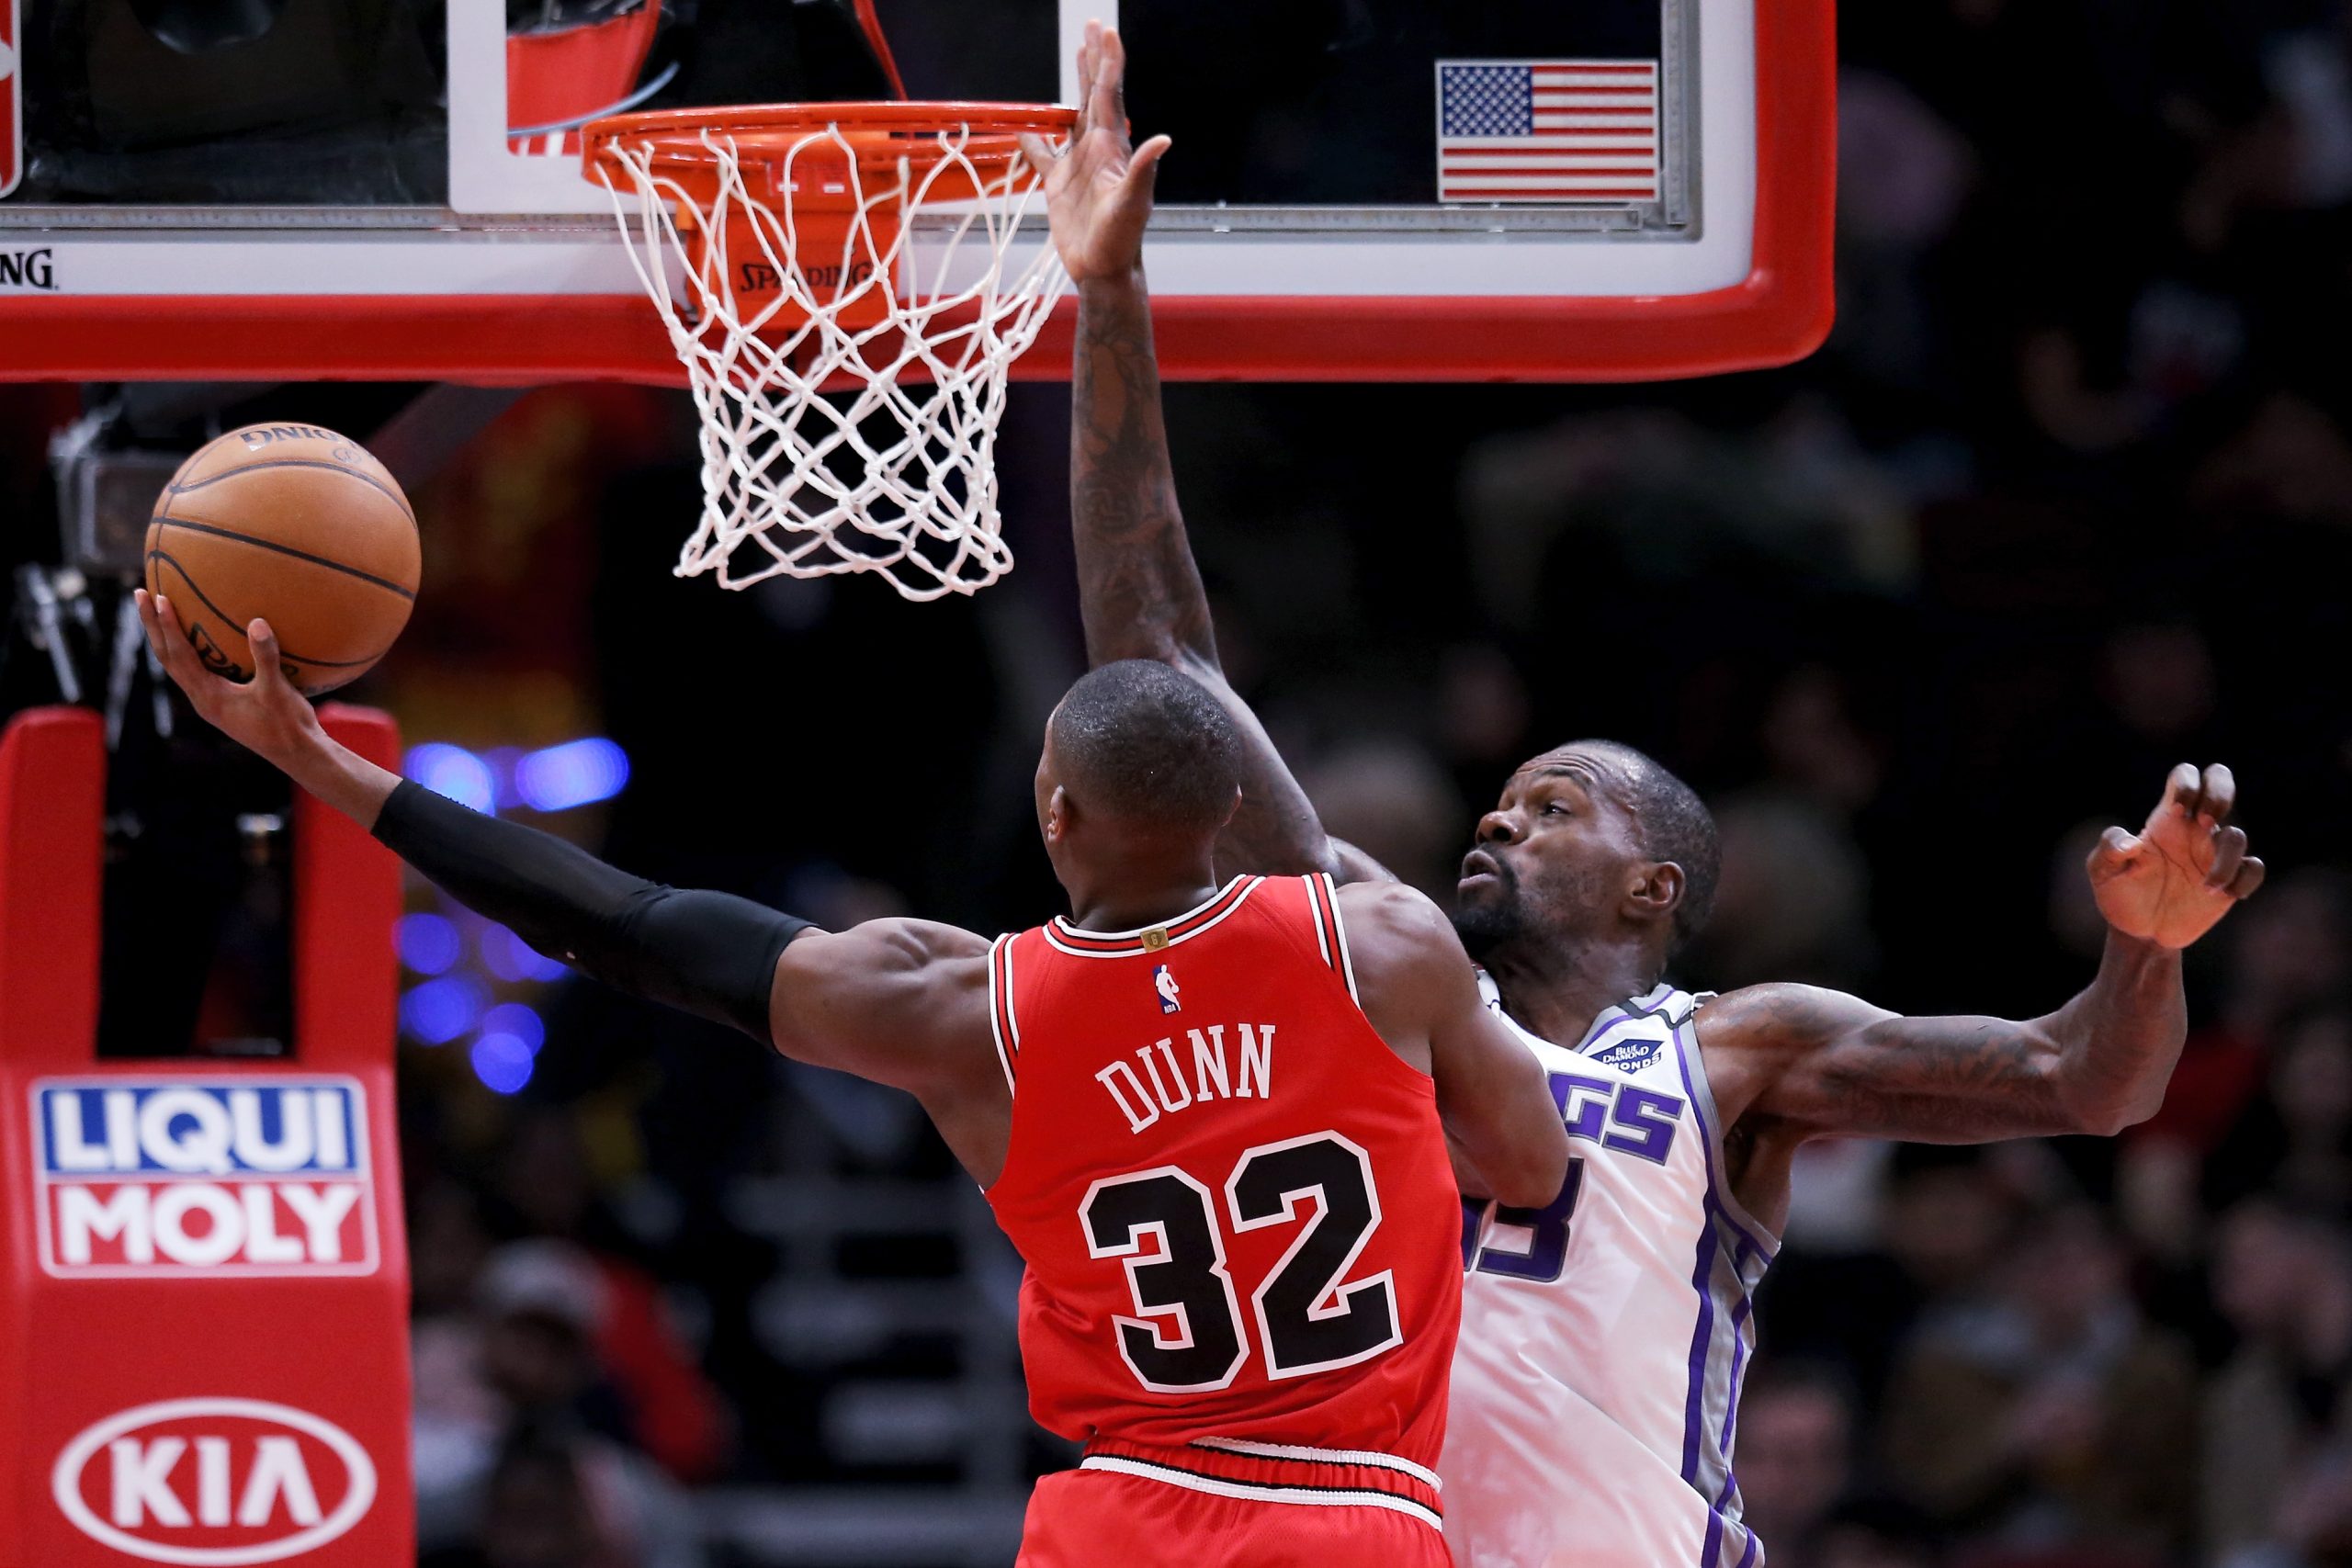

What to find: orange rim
left=583, top=100, right=1074, bottom=186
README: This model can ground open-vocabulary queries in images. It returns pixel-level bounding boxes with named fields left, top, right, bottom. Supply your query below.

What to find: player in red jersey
left=137, top=591, right=1570, bottom=1564
left=939, top=665, right=1562, bottom=1561
left=991, top=809, right=1483, bottom=1559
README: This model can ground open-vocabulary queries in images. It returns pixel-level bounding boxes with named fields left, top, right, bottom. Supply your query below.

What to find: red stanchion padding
left=299, top=705, right=403, bottom=1074
left=0, top=708, right=104, bottom=1077
left=0, top=705, right=415, bottom=1568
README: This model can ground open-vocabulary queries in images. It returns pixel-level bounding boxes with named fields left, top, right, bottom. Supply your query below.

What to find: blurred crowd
left=6, top=2, right=2352, bottom=1566
left=368, top=3, right=2352, bottom=1565
left=366, top=5, right=2352, bottom=1566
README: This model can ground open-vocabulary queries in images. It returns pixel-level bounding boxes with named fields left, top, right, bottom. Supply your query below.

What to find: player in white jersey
left=1031, top=27, right=2270, bottom=1568
left=1449, top=965, right=1769, bottom=1568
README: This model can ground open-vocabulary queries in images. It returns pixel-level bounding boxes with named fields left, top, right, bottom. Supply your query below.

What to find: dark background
left=6, top=1, right=2352, bottom=1565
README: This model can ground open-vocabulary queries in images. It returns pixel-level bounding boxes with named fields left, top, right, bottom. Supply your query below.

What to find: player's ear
left=1626, top=861, right=1684, bottom=927
left=1217, top=784, right=1242, bottom=831
left=1044, top=784, right=1075, bottom=844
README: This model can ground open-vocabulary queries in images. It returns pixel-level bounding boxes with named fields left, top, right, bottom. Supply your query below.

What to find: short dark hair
left=1570, top=740, right=1720, bottom=951
left=1050, top=660, right=1243, bottom=833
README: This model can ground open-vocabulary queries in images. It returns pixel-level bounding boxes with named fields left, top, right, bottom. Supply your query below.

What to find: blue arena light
left=480, top=923, right=572, bottom=984
left=400, top=976, right=489, bottom=1045
left=514, top=739, right=630, bottom=813
left=404, top=743, right=498, bottom=814
left=396, top=912, right=463, bottom=976
left=483, top=748, right=523, bottom=809
left=481, top=1002, right=546, bottom=1055
left=470, top=1032, right=535, bottom=1094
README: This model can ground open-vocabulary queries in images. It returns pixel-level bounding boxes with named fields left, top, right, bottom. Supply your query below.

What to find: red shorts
left=1016, top=1439, right=1452, bottom=1567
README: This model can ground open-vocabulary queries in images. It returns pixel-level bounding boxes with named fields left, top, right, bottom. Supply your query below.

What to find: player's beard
left=1451, top=861, right=1526, bottom=960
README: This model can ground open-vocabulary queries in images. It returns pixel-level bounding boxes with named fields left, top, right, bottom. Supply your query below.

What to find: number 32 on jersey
left=1080, top=1132, right=1401, bottom=1391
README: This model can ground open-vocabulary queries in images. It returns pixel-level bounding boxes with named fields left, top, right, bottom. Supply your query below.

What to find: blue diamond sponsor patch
left=1590, top=1036, right=1663, bottom=1073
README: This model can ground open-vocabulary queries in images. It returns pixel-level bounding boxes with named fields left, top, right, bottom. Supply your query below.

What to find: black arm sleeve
left=370, top=780, right=811, bottom=1043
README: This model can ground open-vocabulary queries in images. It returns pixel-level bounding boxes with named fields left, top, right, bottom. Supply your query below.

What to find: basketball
left=143, top=423, right=421, bottom=695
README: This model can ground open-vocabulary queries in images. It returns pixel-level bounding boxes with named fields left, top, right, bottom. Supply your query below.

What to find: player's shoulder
left=763, top=919, right=1001, bottom=1095
left=1332, top=880, right=1471, bottom=981
left=795, top=917, right=994, bottom=971
left=1691, top=980, right=1887, bottom=1055
left=779, top=919, right=996, bottom=1033
left=1333, top=877, right=1451, bottom=937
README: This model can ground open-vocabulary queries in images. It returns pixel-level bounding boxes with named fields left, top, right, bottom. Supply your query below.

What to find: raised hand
left=135, top=588, right=322, bottom=768
left=1018, top=20, right=1170, bottom=282
left=2087, top=762, right=2265, bottom=949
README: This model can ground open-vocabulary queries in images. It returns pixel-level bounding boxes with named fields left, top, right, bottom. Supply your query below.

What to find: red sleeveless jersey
left=983, top=874, right=1463, bottom=1470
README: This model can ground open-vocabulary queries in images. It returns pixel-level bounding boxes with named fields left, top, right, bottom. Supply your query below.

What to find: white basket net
left=597, top=120, right=1069, bottom=600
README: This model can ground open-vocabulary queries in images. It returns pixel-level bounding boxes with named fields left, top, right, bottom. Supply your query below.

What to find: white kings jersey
left=1442, top=976, right=1779, bottom=1568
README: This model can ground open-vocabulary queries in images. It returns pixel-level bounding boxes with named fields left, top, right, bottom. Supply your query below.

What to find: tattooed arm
left=1702, top=764, right=2264, bottom=1142
left=1701, top=936, right=2186, bottom=1141
left=1025, top=24, right=1392, bottom=886
left=1071, top=274, right=1385, bottom=881
left=1069, top=272, right=1209, bottom=669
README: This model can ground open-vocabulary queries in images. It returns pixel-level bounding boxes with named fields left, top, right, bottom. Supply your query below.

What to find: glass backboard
left=0, top=0, right=1834, bottom=384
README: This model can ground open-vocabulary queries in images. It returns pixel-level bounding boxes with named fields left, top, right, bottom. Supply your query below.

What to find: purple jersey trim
left=1679, top=1206, right=1720, bottom=1484
left=1671, top=1020, right=1728, bottom=1489
left=1577, top=1003, right=1633, bottom=1051
left=1713, top=1237, right=1759, bottom=1508
left=1671, top=1017, right=1763, bottom=1515
left=1668, top=1016, right=1774, bottom=1565
left=1668, top=1018, right=1779, bottom=1258
left=1574, top=980, right=1679, bottom=1052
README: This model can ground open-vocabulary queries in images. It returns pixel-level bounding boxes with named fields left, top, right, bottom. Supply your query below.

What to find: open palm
left=134, top=589, right=321, bottom=768
left=2087, top=762, right=2264, bottom=949
left=1020, top=21, right=1170, bottom=282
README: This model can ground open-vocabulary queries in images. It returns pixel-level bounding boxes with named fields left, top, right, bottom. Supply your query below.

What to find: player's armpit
left=1343, top=883, right=1567, bottom=1206
left=1700, top=937, right=2187, bottom=1144
left=765, top=919, right=999, bottom=1092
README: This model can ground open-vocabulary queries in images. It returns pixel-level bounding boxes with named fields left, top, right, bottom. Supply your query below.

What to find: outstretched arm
left=1071, top=273, right=1372, bottom=882
left=1703, top=938, right=2186, bottom=1141
left=133, top=590, right=994, bottom=1098
left=1703, top=764, right=2265, bottom=1141
left=1024, top=24, right=1389, bottom=886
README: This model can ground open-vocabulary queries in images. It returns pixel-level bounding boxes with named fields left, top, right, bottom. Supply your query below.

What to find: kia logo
left=51, top=1397, right=378, bottom=1565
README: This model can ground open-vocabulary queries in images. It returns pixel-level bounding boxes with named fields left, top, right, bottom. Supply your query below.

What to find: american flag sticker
left=1436, top=60, right=1661, bottom=205
left=0, top=0, right=18, bottom=198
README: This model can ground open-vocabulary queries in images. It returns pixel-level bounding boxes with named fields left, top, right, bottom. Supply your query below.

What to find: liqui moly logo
left=51, top=1397, right=379, bottom=1565
left=33, top=1078, right=379, bottom=1278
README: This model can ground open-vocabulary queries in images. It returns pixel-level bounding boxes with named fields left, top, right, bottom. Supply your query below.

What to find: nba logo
left=0, top=0, right=17, bottom=198
left=1153, top=964, right=1181, bottom=1014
